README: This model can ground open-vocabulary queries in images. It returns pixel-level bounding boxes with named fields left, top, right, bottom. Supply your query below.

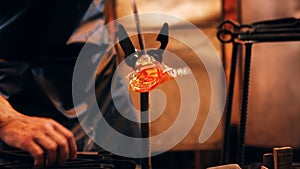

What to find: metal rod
left=129, top=1, right=151, bottom=169
left=222, top=42, right=240, bottom=164
left=140, top=92, right=151, bottom=169
left=238, top=43, right=252, bottom=167
left=130, top=0, right=146, bottom=52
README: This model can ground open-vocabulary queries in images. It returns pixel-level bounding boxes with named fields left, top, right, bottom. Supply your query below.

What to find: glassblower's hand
left=0, top=112, right=77, bottom=166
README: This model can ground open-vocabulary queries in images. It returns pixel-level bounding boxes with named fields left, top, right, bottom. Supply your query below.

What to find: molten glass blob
left=128, top=54, right=191, bottom=93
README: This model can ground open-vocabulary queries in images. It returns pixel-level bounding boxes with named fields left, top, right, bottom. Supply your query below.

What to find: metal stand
left=218, top=17, right=300, bottom=167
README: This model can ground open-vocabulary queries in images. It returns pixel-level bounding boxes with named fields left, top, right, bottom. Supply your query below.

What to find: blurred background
left=114, top=0, right=300, bottom=168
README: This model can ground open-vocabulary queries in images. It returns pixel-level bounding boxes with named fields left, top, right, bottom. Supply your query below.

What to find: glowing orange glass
left=128, top=54, right=190, bottom=93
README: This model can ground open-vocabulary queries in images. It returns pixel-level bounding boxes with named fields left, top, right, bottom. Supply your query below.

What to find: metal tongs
left=118, top=23, right=169, bottom=68
left=217, top=17, right=300, bottom=43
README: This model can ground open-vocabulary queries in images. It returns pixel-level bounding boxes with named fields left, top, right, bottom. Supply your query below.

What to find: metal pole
left=222, top=42, right=240, bottom=164
left=129, top=1, right=151, bottom=168
left=140, top=92, right=151, bottom=169
left=238, top=42, right=252, bottom=167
